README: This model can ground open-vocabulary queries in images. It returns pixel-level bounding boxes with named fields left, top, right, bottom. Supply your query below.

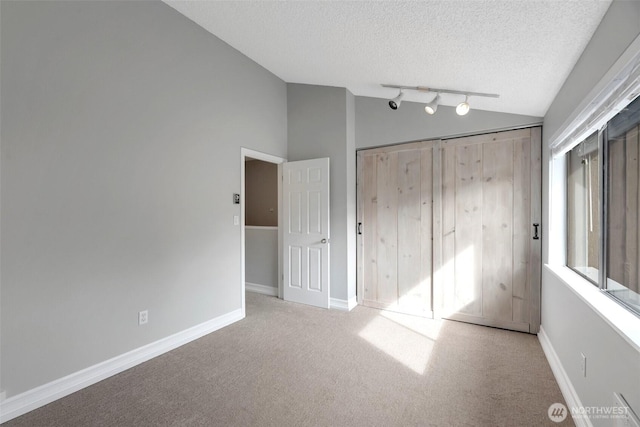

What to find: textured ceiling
left=165, top=0, right=612, bottom=117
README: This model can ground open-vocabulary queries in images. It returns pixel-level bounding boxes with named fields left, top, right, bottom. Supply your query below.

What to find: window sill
left=545, top=264, right=640, bottom=352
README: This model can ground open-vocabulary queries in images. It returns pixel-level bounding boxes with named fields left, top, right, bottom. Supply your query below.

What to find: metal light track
left=381, top=84, right=500, bottom=98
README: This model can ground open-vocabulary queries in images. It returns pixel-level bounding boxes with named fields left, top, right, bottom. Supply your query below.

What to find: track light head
left=424, top=94, right=440, bottom=115
left=389, top=90, right=404, bottom=110
left=456, top=96, right=470, bottom=116
left=381, top=85, right=496, bottom=116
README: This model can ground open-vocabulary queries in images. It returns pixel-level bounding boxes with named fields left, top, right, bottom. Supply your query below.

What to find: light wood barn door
left=357, top=141, right=438, bottom=317
left=356, top=127, right=541, bottom=333
left=437, top=128, right=541, bottom=333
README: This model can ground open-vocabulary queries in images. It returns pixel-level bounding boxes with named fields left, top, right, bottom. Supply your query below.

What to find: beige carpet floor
left=4, top=293, right=572, bottom=426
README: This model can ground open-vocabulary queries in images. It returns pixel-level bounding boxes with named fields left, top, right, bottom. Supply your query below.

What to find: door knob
left=321, top=238, right=328, bottom=244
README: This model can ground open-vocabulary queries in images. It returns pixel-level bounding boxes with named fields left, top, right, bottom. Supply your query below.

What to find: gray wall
left=0, top=1, right=287, bottom=397
left=245, top=160, right=278, bottom=227
left=541, top=0, right=640, bottom=423
left=245, top=228, right=278, bottom=289
left=356, top=96, right=541, bottom=149
left=287, top=84, right=356, bottom=302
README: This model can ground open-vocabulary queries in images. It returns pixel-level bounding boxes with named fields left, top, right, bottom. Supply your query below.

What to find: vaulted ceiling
left=165, top=1, right=612, bottom=117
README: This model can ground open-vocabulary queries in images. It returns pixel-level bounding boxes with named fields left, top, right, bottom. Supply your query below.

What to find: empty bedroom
left=1, top=1, right=639, bottom=426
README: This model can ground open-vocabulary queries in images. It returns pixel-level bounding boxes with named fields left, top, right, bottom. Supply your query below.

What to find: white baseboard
left=0, top=308, right=244, bottom=424
left=245, top=282, right=278, bottom=297
left=330, top=296, right=357, bottom=311
left=246, top=286, right=355, bottom=311
left=538, top=326, right=592, bottom=427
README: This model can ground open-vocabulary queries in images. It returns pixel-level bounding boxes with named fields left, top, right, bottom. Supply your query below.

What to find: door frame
left=240, top=148, right=286, bottom=316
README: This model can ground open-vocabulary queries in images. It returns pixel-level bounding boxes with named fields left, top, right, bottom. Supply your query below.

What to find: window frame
left=565, top=120, right=640, bottom=318
left=599, top=125, right=608, bottom=294
left=565, top=130, right=601, bottom=286
left=549, top=32, right=640, bottom=344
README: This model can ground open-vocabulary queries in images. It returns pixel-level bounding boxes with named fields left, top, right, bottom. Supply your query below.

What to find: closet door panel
left=357, top=142, right=437, bottom=317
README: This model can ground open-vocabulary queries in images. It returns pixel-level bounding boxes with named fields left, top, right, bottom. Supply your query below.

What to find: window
left=567, top=132, right=600, bottom=284
left=566, top=95, right=640, bottom=316
left=606, top=97, right=640, bottom=313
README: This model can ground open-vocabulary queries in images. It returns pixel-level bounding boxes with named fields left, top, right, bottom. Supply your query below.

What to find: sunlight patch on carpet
left=358, top=312, right=442, bottom=375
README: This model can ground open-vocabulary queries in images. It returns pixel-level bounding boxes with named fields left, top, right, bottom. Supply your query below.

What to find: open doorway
left=245, top=158, right=278, bottom=294
left=240, top=148, right=286, bottom=314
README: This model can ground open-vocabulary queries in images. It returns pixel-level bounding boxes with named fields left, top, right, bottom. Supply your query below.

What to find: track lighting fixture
left=381, top=84, right=499, bottom=116
left=424, top=94, right=440, bottom=115
left=456, top=96, right=470, bottom=116
left=388, top=90, right=404, bottom=110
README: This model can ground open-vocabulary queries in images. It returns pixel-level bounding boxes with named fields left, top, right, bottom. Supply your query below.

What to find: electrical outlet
left=138, top=310, right=148, bottom=325
left=0, top=390, right=6, bottom=402
left=580, top=352, right=587, bottom=377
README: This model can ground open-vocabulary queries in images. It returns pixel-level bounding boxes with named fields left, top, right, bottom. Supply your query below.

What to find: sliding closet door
left=437, top=128, right=541, bottom=333
left=357, top=127, right=541, bottom=333
left=356, top=141, right=438, bottom=317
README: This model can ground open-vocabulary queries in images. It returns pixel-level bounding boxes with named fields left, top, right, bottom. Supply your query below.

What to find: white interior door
left=282, top=158, right=330, bottom=308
